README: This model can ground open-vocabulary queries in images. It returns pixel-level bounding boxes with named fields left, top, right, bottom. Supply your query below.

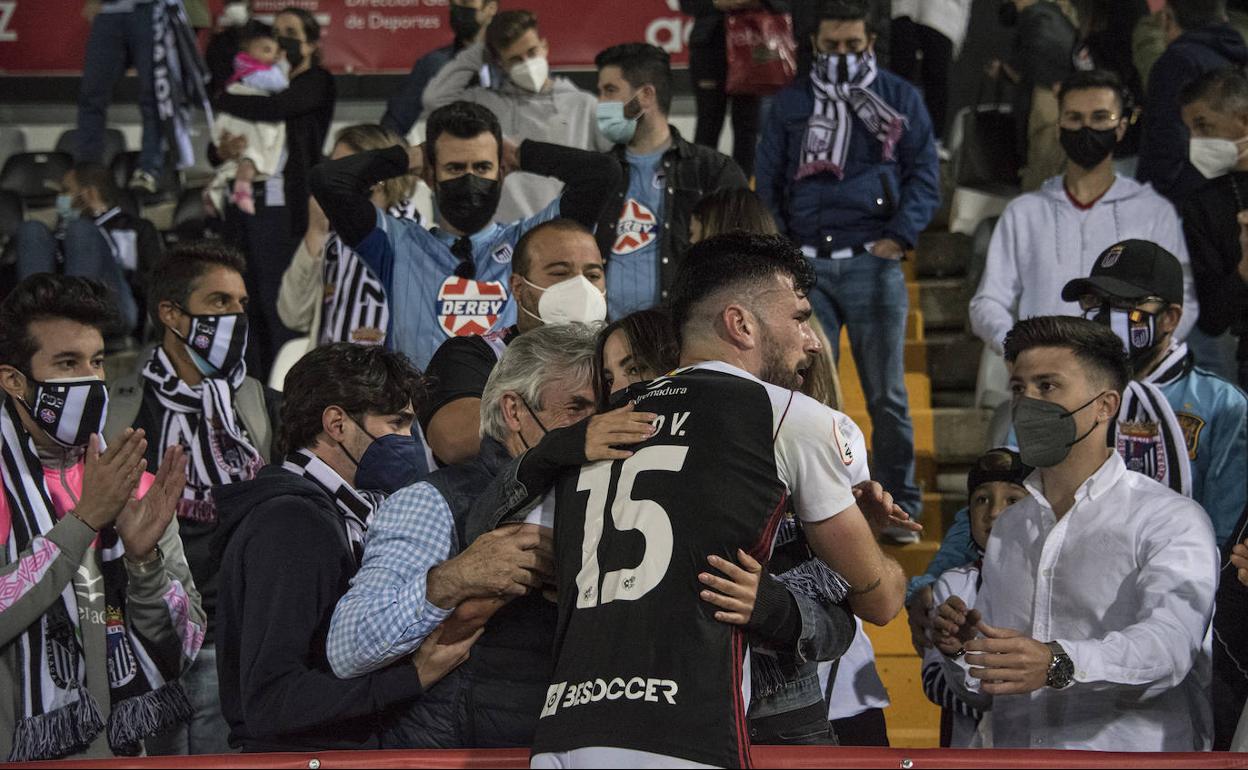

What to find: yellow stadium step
left=874, top=655, right=942, bottom=749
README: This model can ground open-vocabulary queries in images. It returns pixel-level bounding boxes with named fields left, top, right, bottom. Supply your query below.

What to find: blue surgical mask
left=55, top=194, right=79, bottom=223
left=597, top=98, right=640, bottom=145
left=353, top=431, right=429, bottom=495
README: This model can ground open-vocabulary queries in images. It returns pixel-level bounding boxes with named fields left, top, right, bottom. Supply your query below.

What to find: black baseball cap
left=1061, top=239, right=1185, bottom=306
left=967, top=447, right=1032, bottom=498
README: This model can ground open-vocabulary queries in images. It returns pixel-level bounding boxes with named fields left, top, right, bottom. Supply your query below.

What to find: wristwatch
left=1045, top=641, right=1075, bottom=690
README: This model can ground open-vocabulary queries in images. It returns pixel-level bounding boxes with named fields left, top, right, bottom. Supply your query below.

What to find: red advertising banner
left=0, top=0, right=693, bottom=74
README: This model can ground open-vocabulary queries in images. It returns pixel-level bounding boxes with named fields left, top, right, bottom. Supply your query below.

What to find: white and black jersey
left=531, top=361, right=865, bottom=768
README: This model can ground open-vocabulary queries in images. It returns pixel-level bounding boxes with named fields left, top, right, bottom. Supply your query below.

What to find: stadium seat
left=165, top=186, right=214, bottom=245
left=116, top=188, right=141, bottom=218
left=55, top=128, right=127, bottom=168
left=110, top=151, right=181, bottom=205
left=0, top=127, right=27, bottom=173
left=0, top=151, right=74, bottom=208
left=0, top=189, right=22, bottom=300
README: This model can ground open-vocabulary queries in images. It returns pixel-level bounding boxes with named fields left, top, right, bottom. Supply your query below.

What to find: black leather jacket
left=594, top=126, right=747, bottom=305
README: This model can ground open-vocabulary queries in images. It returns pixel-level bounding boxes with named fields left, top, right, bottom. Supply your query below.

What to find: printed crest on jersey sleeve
left=831, top=415, right=854, bottom=466
left=437, top=276, right=508, bottom=337
left=613, top=199, right=658, bottom=256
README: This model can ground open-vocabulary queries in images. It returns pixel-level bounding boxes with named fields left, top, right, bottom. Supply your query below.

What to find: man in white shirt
left=422, top=9, right=612, bottom=223
left=933, top=314, right=1217, bottom=751
left=970, top=69, right=1199, bottom=354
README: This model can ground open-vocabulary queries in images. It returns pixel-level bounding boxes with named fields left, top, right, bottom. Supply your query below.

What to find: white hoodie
left=969, top=175, right=1198, bottom=354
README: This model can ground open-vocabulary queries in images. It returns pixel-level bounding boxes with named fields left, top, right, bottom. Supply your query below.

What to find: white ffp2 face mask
left=520, top=275, right=607, bottom=326
left=1189, top=136, right=1248, bottom=179
left=509, top=56, right=550, bottom=93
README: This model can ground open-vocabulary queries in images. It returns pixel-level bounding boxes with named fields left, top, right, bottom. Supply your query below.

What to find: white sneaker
left=128, top=169, right=159, bottom=194
left=879, top=526, right=921, bottom=546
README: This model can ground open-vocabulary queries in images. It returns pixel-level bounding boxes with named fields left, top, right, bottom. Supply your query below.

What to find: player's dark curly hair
left=0, top=274, right=118, bottom=373
left=669, top=231, right=816, bottom=335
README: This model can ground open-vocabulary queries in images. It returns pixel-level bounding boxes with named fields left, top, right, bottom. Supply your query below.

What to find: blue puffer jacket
left=755, top=67, right=941, bottom=251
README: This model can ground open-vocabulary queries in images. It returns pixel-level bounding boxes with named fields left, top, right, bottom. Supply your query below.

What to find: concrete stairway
left=834, top=227, right=996, bottom=748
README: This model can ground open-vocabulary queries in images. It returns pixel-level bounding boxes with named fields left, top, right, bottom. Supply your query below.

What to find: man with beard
left=309, top=101, right=619, bottom=369
left=526, top=232, right=909, bottom=768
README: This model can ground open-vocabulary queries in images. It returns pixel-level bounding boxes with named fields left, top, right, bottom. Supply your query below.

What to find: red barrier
left=9, top=747, right=1248, bottom=769
left=0, top=0, right=694, bottom=74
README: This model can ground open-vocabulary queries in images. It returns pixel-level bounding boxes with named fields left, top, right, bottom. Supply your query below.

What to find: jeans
left=830, top=707, right=890, bottom=747
left=77, top=5, right=163, bottom=173
left=15, top=219, right=139, bottom=334
left=806, top=253, right=922, bottom=518
left=145, top=645, right=235, bottom=755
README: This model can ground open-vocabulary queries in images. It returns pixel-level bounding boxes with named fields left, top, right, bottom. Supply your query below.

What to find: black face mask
left=449, top=5, right=481, bottom=41
left=999, top=1, right=1019, bottom=27
left=1060, top=126, right=1119, bottom=169
left=437, top=173, right=502, bottom=235
left=277, top=35, right=305, bottom=69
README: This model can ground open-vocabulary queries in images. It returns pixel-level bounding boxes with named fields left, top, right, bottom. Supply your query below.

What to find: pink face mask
left=1147, top=0, right=1164, bottom=12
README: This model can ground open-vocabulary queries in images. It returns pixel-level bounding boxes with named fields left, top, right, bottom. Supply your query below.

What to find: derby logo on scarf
left=437, top=276, right=507, bottom=337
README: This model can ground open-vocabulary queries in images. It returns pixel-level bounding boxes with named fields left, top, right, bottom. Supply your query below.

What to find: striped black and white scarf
left=750, top=514, right=851, bottom=699
left=0, top=400, right=190, bottom=761
left=798, top=51, right=907, bottom=180
left=1117, top=343, right=1193, bottom=498
left=321, top=234, right=389, bottom=346
left=140, top=347, right=262, bottom=525
left=319, top=203, right=417, bottom=346
left=281, top=449, right=383, bottom=563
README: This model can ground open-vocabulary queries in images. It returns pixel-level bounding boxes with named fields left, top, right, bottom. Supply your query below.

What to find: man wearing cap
left=1063, top=238, right=1247, bottom=547
left=1068, top=238, right=1248, bottom=752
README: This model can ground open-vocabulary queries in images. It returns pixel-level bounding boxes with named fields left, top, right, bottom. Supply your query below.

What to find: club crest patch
left=1176, top=412, right=1206, bottom=460
left=613, top=198, right=658, bottom=256
left=105, top=607, right=138, bottom=688
left=437, top=276, right=508, bottom=337
left=1100, top=244, right=1125, bottom=268
left=803, top=116, right=836, bottom=155
left=492, top=244, right=513, bottom=264
left=1117, top=420, right=1166, bottom=484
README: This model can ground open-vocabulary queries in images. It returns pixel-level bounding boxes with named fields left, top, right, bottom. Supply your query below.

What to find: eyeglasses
left=1058, top=112, right=1123, bottom=131
left=1077, top=294, right=1166, bottom=314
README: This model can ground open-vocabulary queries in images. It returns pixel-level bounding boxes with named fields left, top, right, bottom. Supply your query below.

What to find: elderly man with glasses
left=971, top=68, right=1199, bottom=358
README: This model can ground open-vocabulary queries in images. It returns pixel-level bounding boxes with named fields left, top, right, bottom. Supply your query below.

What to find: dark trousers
left=831, top=707, right=890, bottom=747
left=76, top=6, right=164, bottom=172
left=15, top=219, right=139, bottom=335
left=890, top=17, right=954, bottom=140
left=223, top=182, right=297, bottom=382
left=689, top=43, right=760, bottom=177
